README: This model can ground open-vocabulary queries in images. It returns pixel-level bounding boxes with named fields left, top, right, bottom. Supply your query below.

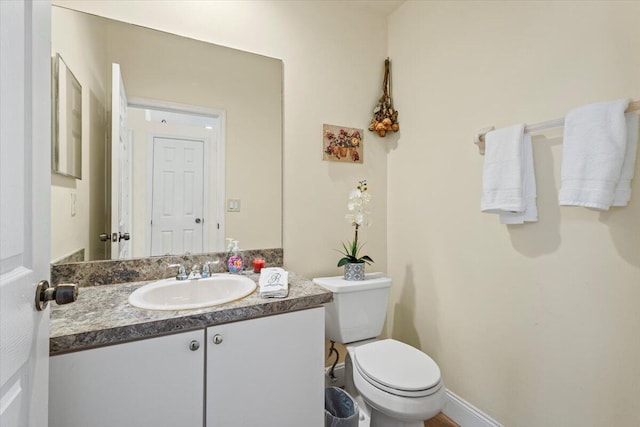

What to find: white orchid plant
left=337, top=180, right=374, bottom=267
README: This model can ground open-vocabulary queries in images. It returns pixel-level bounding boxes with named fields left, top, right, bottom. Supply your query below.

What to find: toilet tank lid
left=313, top=273, right=391, bottom=293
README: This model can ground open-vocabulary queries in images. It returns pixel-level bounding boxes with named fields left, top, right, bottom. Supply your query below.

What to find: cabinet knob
left=212, top=334, right=223, bottom=345
left=189, top=340, right=200, bottom=351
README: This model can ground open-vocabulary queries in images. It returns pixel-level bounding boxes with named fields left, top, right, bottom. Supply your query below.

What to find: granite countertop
left=50, top=272, right=332, bottom=355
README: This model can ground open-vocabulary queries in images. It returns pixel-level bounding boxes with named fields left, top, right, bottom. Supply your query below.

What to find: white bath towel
left=258, top=267, right=289, bottom=298
left=612, top=112, right=639, bottom=206
left=559, top=99, right=631, bottom=209
left=481, top=124, right=528, bottom=215
left=499, top=134, right=538, bottom=224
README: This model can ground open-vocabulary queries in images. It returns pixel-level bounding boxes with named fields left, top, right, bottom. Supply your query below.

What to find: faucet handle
left=202, top=259, right=221, bottom=278
left=168, top=263, right=188, bottom=280
left=202, top=262, right=211, bottom=278
left=202, top=263, right=209, bottom=278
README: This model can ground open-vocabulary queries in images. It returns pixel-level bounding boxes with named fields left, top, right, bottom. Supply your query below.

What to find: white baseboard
left=442, top=389, right=503, bottom=427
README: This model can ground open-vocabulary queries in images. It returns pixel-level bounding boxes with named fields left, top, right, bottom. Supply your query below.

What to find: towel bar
left=475, top=99, right=640, bottom=155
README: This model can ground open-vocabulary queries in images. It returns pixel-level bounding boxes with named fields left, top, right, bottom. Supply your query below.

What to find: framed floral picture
left=322, top=124, right=363, bottom=163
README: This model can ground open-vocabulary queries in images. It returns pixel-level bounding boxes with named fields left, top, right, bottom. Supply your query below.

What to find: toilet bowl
left=313, top=274, right=446, bottom=427
left=349, top=339, right=446, bottom=427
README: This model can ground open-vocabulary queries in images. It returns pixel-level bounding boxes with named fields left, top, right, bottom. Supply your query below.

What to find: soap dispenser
left=224, top=238, right=234, bottom=270
left=227, top=240, right=244, bottom=274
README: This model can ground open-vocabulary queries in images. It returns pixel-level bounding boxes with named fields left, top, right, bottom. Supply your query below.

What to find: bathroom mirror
left=52, top=53, right=82, bottom=179
left=51, top=6, right=283, bottom=263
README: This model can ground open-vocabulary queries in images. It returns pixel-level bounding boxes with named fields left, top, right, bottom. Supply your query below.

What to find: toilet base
left=370, top=409, right=422, bottom=427
left=355, top=395, right=371, bottom=427
left=355, top=397, right=437, bottom=427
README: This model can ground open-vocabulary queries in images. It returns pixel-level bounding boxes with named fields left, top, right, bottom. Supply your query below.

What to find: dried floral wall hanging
left=323, top=124, right=364, bottom=163
left=368, top=57, right=399, bottom=137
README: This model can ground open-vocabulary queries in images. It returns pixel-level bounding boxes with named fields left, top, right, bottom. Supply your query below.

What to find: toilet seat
left=353, top=339, right=442, bottom=398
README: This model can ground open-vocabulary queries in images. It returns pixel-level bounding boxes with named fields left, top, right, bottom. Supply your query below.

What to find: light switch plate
left=227, top=198, right=241, bottom=212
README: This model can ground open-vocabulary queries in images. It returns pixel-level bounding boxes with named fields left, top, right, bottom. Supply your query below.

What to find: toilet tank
left=313, top=273, right=391, bottom=344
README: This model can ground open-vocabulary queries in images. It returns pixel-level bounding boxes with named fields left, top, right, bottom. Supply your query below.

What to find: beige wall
left=388, top=1, right=640, bottom=426
left=51, top=7, right=109, bottom=262
left=54, top=0, right=389, bottom=278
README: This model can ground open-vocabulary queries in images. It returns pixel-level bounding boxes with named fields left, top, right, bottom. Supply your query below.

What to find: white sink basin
left=129, top=274, right=257, bottom=310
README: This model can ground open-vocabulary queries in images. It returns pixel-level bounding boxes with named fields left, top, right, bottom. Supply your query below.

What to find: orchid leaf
left=337, top=258, right=351, bottom=267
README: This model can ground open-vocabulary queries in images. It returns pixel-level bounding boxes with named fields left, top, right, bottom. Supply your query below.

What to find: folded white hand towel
left=258, top=267, right=289, bottom=298
left=499, top=134, right=538, bottom=224
left=559, top=99, right=631, bottom=210
left=481, top=124, right=527, bottom=215
left=612, top=112, right=639, bottom=206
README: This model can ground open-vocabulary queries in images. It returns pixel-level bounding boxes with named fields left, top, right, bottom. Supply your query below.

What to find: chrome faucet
left=168, top=263, right=188, bottom=280
left=188, top=264, right=202, bottom=280
left=169, top=261, right=219, bottom=280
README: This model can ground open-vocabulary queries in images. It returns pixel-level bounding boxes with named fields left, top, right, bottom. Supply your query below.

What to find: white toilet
left=314, top=273, right=446, bottom=427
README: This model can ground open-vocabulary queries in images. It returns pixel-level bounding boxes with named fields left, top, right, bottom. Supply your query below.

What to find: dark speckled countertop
left=50, top=272, right=332, bottom=355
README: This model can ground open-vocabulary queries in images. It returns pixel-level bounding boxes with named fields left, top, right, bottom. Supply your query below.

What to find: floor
left=424, top=412, right=459, bottom=427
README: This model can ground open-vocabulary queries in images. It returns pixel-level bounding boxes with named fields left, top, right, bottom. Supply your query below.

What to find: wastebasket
left=325, top=386, right=359, bottom=427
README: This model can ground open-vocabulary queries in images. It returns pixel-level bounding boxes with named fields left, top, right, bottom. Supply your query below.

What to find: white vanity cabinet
left=49, top=307, right=325, bottom=427
left=206, top=307, right=325, bottom=427
left=49, top=329, right=205, bottom=427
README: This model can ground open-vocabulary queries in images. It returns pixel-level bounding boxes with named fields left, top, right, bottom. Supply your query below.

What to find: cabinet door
left=50, top=329, right=205, bottom=427
left=207, top=307, right=324, bottom=427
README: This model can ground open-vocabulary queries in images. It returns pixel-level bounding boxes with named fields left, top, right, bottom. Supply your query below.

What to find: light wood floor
left=424, top=412, right=459, bottom=427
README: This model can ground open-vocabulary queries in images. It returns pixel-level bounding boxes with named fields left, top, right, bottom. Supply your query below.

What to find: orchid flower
left=337, top=180, right=373, bottom=267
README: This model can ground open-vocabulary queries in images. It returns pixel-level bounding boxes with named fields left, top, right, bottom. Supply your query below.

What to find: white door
left=110, top=63, right=132, bottom=259
left=0, top=1, right=51, bottom=426
left=151, top=137, right=205, bottom=256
